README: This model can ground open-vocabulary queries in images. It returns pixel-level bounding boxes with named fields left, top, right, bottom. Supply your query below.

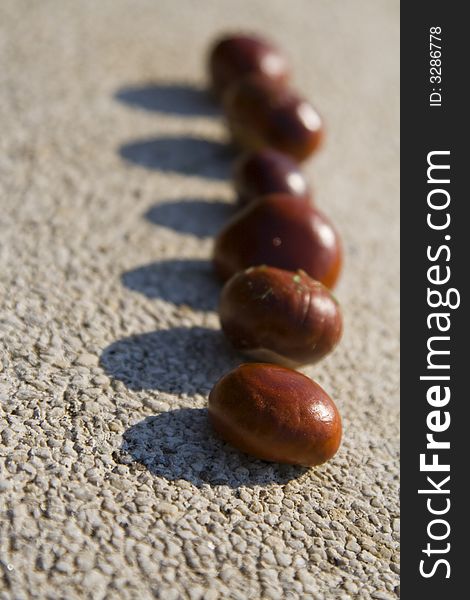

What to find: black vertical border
left=401, top=3, right=466, bottom=598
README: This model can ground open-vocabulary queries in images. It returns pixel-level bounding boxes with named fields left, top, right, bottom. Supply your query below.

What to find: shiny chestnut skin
left=233, top=149, right=310, bottom=207
left=219, top=266, right=342, bottom=367
left=223, top=75, right=324, bottom=162
left=208, top=34, right=289, bottom=97
left=208, top=363, right=342, bottom=466
left=213, top=194, right=342, bottom=288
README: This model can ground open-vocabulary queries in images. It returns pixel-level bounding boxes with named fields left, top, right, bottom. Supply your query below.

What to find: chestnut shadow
left=99, top=326, right=241, bottom=395
left=114, top=82, right=219, bottom=118
left=144, top=198, right=234, bottom=239
left=118, top=136, right=233, bottom=181
left=121, top=258, right=220, bottom=311
left=120, top=409, right=308, bottom=488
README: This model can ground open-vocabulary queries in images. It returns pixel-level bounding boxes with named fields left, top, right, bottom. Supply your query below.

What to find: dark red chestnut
left=219, top=266, right=342, bottom=367
left=208, top=33, right=289, bottom=97
left=223, top=75, right=324, bottom=162
left=213, top=194, right=342, bottom=288
left=233, top=149, right=310, bottom=207
left=208, top=363, right=342, bottom=466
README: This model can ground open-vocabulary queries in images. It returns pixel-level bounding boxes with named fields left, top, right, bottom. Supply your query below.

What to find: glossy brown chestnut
left=208, top=363, right=342, bottom=466
left=219, top=266, right=342, bottom=367
left=223, top=75, right=323, bottom=162
left=233, top=149, right=310, bottom=207
left=213, top=194, right=342, bottom=288
left=208, top=34, right=289, bottom=97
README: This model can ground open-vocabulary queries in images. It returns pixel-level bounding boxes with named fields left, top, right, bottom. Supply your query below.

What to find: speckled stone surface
left=0, top=1, right=399, bottom=598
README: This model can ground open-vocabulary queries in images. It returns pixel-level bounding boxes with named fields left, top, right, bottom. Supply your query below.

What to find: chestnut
left=208, top=363, right=342, bottom=466
left=223, top=75, right=323, bottom=162
left=219, top=266, right=342, bottom=367
left=208, top=33, right=289, bottom=97
left=213, top=194, right=342, bottom=288
left=233, top=149, right=310, bottom=207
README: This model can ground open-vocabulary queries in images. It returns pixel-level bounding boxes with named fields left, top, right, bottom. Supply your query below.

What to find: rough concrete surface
left=0, top=1, right=399, bottom=598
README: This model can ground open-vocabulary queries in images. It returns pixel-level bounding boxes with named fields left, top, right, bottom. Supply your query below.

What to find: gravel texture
left=0, top=1, right=399, bottom=598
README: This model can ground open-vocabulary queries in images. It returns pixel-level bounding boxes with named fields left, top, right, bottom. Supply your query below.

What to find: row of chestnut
left=197, top=35, right=343, bottom=468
